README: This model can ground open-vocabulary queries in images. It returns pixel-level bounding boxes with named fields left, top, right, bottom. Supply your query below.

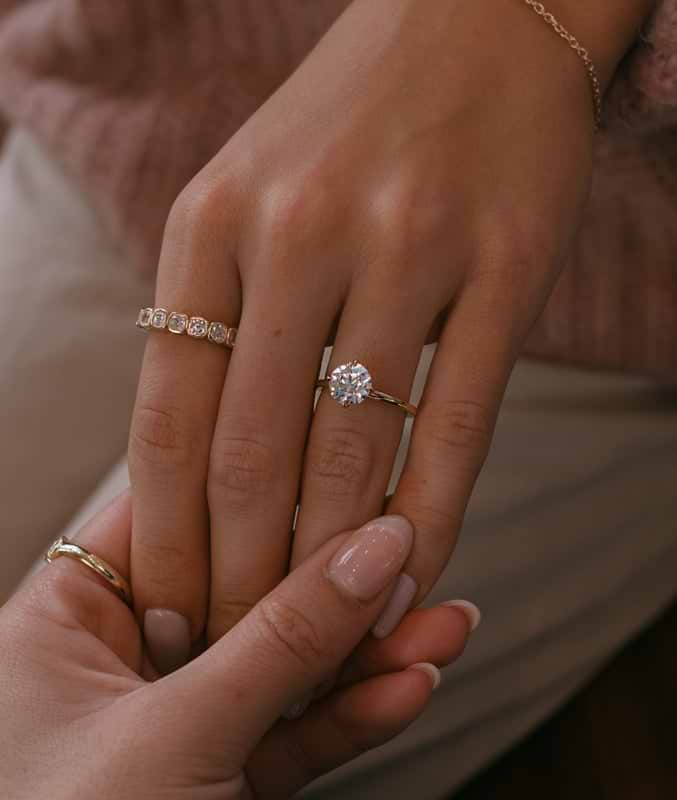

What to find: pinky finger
left=247, top=667, right=438, bottom=797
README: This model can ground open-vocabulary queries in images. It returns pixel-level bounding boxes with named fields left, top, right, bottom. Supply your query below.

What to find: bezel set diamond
left=137, top=307, right=236, bottom=348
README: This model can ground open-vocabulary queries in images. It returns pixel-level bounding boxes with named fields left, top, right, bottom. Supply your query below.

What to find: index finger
left=128, top=186, right=242, bottom=673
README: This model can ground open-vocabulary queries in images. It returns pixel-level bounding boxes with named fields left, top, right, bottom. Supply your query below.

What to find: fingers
left=248, top=668, right=437, bottom=798
left=17, top=491, right=142, bottom=672
left=291, top=273, right=437, bottom=570
left=388, top=282, right=519, bottom=603
left=338, top=601, right=479, bottom=689
left=206, top=262, right=340, bottom=642
left=128, top=187, right=241, bottom=672
left=164, top=514, right=414, bottom=760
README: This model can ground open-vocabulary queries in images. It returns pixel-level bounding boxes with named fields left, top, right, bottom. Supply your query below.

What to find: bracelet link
left=522, top=0, right=602, bottom=130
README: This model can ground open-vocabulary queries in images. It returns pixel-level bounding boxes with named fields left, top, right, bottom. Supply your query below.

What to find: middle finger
left=206, top=260, right=342, bottom=642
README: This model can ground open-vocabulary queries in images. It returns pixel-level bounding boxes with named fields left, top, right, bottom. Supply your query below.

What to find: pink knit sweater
left=0, top=1, right=675, bottom=380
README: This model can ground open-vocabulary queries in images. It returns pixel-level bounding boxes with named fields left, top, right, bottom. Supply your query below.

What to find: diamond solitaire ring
left=136, top=307, right=237, bottom=348
left=316, top=361, right=417, bottom=417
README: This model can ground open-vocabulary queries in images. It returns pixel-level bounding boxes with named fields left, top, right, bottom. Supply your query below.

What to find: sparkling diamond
left=137, top=307, right=153, bottom=329
left=188, top=316, right=208, bottom=338
left=151, top=308, right=168, bottom=329
left=208, top=321, right=227, bottom=344
left=328, top=361, right=372, bottom=407
left=167, top=312, right=188, bottom=334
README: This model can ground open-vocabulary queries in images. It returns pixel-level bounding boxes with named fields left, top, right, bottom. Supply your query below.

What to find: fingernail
left=283, top=692, right=313, bottom=720
left=408, top=662, right=442, bottom=691
left=144, top=609, right=191, bottom=675
left=441, top=600, right=482, bottom=632
left=327, top=515, right=414, bottom=601
left=372, top=573, right=418, bottom=639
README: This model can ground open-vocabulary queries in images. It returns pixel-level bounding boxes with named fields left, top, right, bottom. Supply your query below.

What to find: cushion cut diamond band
left=316, top=360, right=417, bottom=417
left=136, top=307, right=237, bottom=348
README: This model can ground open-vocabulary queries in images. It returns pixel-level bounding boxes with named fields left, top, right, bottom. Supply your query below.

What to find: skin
left=0, top=492, right=472, bottom=799
left=128, top=0, right=656, bottom=650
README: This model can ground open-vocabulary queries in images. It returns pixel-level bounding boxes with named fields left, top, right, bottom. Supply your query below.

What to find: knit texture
left=0, top=0, right=675, bottom=379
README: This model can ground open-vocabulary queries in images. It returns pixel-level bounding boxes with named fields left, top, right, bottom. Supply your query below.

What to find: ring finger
left=206, top=258, right=343, bottom=643
left=290, top=272, right=441, bottom=611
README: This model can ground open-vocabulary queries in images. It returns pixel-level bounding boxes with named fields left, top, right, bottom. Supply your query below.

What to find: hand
left=0, top=495, right=473, bottom=798
left=128, top=0, right=650, bottom=659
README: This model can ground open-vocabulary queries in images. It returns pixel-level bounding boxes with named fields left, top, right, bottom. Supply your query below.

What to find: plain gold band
left=315, top=379, right=417, bottom=417
left=45, top=536, right=133, bottom=608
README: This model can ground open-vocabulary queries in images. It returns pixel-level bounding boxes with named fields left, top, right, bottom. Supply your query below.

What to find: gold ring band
left=45, top=536, right=133, bottom=608
left=136, top=307, right=237, bottom=348
left=316, top=361, right=417, bottom=417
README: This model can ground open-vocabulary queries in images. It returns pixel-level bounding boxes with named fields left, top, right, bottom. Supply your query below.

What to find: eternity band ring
left=316, top=361, right=417, bottom=417
left=45, top=536, right=133, bottom=608
left=136, top=307, right=237, bottom=348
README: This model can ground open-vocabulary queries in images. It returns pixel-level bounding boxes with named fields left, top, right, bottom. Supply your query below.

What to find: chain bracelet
left=522, top=0, right=602, bottom=130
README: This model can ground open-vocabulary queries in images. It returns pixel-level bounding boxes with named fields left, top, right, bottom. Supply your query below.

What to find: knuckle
left=255, top=173, right=339, bottom=262
left=208, top=430, right=278, bottom=509
left=470, top=225, right=549, bottom=304
left=305, top=426, right=376, bottom=501
left=422, top=399, right=494, bottom=469
left=372, top=174, right=449, bottom=262
left=165, top=170, right=241, bottom=252
left=129, top=404, right=195, bottom=471
left=255, top=598, right=325, bottom=666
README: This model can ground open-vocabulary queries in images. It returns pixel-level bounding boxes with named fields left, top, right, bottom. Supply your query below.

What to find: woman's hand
left=0, top=494, right=473, bottom=798
left=128, top=0, right=651, bottom=661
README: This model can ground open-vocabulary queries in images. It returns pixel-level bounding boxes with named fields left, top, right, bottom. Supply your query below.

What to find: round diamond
left=167, top=312, right=188, bottom=334
left=328, top=361, right=372, bottom=407
left=188, top=316, right=208, bottom=338
left=208, top=321, right=227, bottom=344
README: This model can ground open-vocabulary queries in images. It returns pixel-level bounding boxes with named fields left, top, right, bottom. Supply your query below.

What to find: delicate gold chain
left=522, top=0, right=602, bottom=130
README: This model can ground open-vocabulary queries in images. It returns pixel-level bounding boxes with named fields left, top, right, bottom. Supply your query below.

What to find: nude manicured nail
left=144, top=609, right=191, bottom=675
left=408, top=662, right=442, bottom=691
left=441, top=600, right=482, bottom=632
left=327, top=515, right=413, bottom=600
left=372, top=573, right=418, bottom=639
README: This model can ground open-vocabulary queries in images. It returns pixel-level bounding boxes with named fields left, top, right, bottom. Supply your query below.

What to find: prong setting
left=328, top=361, right=373, bottom=407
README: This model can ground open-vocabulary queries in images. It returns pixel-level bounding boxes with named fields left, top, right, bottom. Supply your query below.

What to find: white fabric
left=0, top=130, right=154, bottom=598
left=2, top=129, right=677, bottom=799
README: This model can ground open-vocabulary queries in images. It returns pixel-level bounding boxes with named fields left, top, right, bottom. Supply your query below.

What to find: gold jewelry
left=136, top=307, right=237, bottom=348
left=316, top=361, right=417, bottom=417
left=45, top=536, right=133, bottom=608
left=521, top=0, right=602, bottom=130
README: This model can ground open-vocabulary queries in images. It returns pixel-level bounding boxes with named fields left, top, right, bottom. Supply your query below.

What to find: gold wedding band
left=136, top=307, right=237, bottom=348
left=316, top=361, right=417, bottom=417
left=45, top=536, right=133, bottom=608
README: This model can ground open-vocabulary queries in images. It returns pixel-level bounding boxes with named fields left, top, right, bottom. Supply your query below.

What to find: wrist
left=518, top=0, right=658, bottom=91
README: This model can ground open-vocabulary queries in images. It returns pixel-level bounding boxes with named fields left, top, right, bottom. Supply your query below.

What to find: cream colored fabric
left=0, top=129, right=154, bottom=600
left=2, top=129, right=677, bottom=798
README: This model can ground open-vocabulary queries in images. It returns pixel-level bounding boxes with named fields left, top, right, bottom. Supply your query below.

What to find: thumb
left=161, top=514, right=413, bottom=764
